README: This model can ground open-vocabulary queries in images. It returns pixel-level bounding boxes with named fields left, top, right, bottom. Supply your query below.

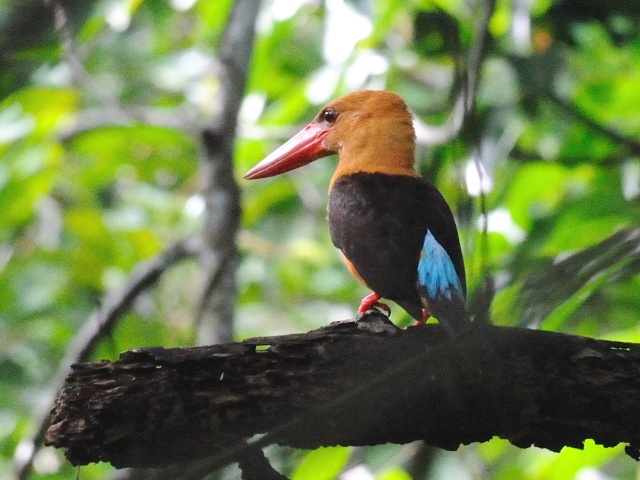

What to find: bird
left=244, top=90, right=470, bottom=333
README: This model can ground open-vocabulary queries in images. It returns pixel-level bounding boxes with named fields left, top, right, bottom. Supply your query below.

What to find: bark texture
left=45, top=312, right=640, bottom=469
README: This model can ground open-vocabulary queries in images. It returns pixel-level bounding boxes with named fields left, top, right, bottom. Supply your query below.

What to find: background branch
left=195, top=0, right=260, bottom=346
left=413, top=0, right=495, bottom=147
left=15, top=236, right=200, bottom=480
left=547, top=92, right=640, bottom=156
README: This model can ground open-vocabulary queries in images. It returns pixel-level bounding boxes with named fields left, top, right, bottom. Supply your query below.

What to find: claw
left=358, top=292, right=391, bottom=316
left=413, top=310, right=432, bottom=326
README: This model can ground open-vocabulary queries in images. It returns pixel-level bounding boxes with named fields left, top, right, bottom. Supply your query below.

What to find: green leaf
left=537, top=440, right=624, bottom=480
left=377, top=467, right=414, bottom=480
left=292, top=446, right=351, bottom=480
left=0, top=87, right=78, bottom=140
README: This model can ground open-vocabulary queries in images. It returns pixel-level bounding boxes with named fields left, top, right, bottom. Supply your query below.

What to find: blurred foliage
left=1, top=0, right=640, bottom=479
left=291, top=446, right=351, bottom=480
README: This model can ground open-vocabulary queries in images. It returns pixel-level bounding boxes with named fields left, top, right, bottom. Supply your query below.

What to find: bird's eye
left=322, top=108, right=338, bottom=124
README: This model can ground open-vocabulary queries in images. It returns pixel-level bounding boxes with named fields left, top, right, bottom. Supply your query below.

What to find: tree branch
left=46, top=312, right=640, bottom=473
left=195, top=0, right=260, bottom=345
left=547, top=92, right=640, bottom=156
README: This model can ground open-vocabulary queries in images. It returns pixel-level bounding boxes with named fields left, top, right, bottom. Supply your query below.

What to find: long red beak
left=244, top=123, right=331, bottom=180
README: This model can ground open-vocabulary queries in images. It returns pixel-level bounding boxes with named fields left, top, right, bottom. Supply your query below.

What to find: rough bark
left=45, top=312, right=640, bottom=470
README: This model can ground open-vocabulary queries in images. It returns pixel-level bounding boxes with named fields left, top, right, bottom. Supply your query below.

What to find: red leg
left=358, top=292, right=391, bottom=315
left=414, top=310, right=432, bottom=326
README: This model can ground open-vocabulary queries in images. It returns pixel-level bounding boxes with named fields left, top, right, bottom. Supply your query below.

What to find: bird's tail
left=419, top=287, right=471, bottom=335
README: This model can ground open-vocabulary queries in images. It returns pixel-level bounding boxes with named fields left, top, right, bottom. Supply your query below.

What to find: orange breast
left=341, top=252, right=371, bottom=288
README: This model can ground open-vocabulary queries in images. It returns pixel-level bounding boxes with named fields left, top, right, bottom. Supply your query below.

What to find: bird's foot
left=413, top=310, right=431, bottom=326
left=358, top=292, right=391, bottom=316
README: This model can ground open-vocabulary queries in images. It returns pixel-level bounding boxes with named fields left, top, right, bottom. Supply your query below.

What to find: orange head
left=244, top=90, right=418, bottom=186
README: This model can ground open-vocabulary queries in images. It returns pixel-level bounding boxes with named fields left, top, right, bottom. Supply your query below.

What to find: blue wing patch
left=418, top=230, right=463, bottom=301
